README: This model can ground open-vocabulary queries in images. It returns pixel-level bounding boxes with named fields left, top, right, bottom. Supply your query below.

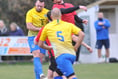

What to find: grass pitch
left=0, top=63, right=118, bottom=79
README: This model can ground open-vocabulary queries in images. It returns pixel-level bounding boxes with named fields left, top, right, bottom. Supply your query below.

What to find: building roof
left=77, top=0, right=118, bottom=13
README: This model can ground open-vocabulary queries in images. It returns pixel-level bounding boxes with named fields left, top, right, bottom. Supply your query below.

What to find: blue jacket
left=94, top=19, right=111, bottom=40
left=9, top=29, right=24, bottom=36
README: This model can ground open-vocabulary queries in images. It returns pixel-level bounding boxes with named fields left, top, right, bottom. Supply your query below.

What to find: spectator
left=0, top=20, right=8, bottom=36
left=94, top=12, right=111, bottom=63
left=9, top=22, right=24, bottom=36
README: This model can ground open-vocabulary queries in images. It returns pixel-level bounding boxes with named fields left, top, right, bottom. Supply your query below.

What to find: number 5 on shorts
left=57, top=31, right=64, bottom=42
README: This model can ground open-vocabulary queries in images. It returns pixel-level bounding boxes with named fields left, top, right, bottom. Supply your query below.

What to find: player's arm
left=74, top=15, right=88, bottom=25
left=26, top=23, right=41, bottom=31
left=26, top=11, right=41, bottom=31
left=72, top=32, right=92, bottom=52
left=72, top=32, right=84, bottom=51
left=61, top=5, right=87, bottom=14
left=72, top=37, right=93, bottom=53
left=71, top=25, right=85, bottom=51
left=47, top=6, right=87, bottom=21
left=72, top=32, right=85, bottom=51
left=103, top=19, right=111, bottom=28
left=74, top=31, right=84, bottom=51
left=47, top=7, right=79, bottom=21
left=94, top=21, right=103, bottom=31
left=81, top=42, right=93, bottom=53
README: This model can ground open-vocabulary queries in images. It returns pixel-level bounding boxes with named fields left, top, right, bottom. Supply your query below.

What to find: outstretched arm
left=72, top=35, right=92, bottom=53
left=75, top=15, right=88, bottom=24
left=81, top=42, right=93, bottom=53
left=61, top=5, right=87, bottom=14
left=47, top=6, right=87, bottom=21
left=72, top=31, right=85, bottom=51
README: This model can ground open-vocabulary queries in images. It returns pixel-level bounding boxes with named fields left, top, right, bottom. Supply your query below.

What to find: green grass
left=0, top=63, right=118, bottom=79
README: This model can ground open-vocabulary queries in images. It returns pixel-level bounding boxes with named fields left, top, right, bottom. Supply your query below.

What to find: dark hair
left=36, top=0, right=45, bottom=2
left=40, top=0, right=45, bottom=2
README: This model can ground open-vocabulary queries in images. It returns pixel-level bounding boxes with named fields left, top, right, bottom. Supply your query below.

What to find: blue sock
left=34, top=57, right=43, bottom=79
left=54, top=76, right=63, bottom=79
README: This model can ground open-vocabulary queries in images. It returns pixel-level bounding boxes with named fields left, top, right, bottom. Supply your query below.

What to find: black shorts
left=95, top=39, right=110, bottom=49
left=49, top=56, right=63, bottom=76
left=49, top=56, right=57, bottom=71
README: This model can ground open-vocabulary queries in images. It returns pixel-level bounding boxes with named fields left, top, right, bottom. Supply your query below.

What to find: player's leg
left=96, top=40, right=104, bottom=63
left=104, top=39, right=110, bottom=62
left=48, top=64, right=65, bottom=79
left=75, top=46, right=81, bottom=64
left=48, top=55, right=64, bottom=79
left=96, top=40, right=102, bottom=58
left=76, top=46, right=81, bottom=61
left=55, top=54, right=77, bottom=79
left=106, top=49, right=110, bottom=58
left=47, top=69, right=54, bottom=79
left=72, top=35, right=80, bottom=64
left=48, top=61, right=55, bottom=79
left=98, top=49, right=102, bottom=58
left=28, top=36, right=46, bottom=79
left=33, top=50, right=45, bottom=79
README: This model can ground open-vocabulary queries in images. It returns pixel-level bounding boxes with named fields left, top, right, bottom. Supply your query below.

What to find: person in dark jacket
left=0, top=20, right=9, bottom=36
left=94, top=12, right=111, bottom=63
left=9, top=22, right=24, bottom=36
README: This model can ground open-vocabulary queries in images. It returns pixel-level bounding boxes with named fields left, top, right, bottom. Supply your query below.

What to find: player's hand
left=86, top=46, right=93, bottom=53
left=98, top=22, right=104, bottom=25
left=48, top=46, right=53, bottom=51
left=82, top=19, right=88, bottom=25
left=102, top=26, right=106, bottom=29
left=74, top=46, right=78, bottom=52
left=79, top=6, right=87, bottom=11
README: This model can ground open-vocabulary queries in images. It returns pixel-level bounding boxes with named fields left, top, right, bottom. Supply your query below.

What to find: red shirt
left=52, top=3, right=76, bottom=24
left=35, top=27, right=55, bottom=58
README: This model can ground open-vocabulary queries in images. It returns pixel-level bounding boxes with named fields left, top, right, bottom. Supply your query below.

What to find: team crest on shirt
left=44, top=14, right=47, bottom=17
left=33, top=15, right=38, bottom=17
left=32, top=44, right=35, bottom=48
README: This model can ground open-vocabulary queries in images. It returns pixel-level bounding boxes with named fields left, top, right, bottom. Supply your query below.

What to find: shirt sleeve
left=70, top=4, right=77, bottom=15
left=104, top=19, right=111, bottom=28
left=60, top=6, right=79, bottom=14
left=26, top=11, right=32, bottom=23
left=39, top=27, right=47, bottom=41
left=94, top=21, right=103, bottom=31
left=71, top=24, right=81, bottom=35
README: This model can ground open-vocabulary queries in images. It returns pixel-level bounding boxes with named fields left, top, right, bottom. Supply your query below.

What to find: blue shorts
left=56, top=54, right=76, bottom=77
left=95, top=39, right=110, bottom=49
left=28, top=36, right=46, bottom=54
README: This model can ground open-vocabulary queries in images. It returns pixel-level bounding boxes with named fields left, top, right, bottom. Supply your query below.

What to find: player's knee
left=39, top=52, right=45, bottom=58
left=62, top=76, right=67, bottom=79
left=68, top=75, right=77, bottom=79
left=47, top=70, right=53, bottom=79
left=67, top=73, right=77, bottom=79
left=32, top=50, right=40, bottom=57
left=48, top=75, right=53, bottom=79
